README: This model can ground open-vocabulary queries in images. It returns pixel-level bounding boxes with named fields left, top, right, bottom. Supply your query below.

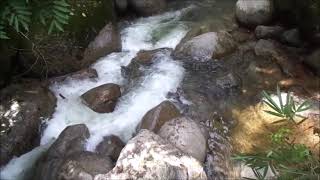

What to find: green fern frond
left=47, top=0, right=71, bottom=34
left=3, top=0, right=31, bottom=32
left=0, top=23, right=9, bottom=39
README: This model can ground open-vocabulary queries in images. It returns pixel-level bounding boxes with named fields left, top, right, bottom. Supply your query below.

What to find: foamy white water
left=1, top=8, right=189, bottom=180
left=0, top=142, right=52, bottom=180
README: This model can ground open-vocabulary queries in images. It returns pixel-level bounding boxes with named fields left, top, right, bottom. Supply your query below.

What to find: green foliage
left=233, top=86, right=319, bottom=180
left=262, top=86, right=312, bottom=124
left=0, top=0, right=72, bottom=39
left=0, top=22, right=9, bottom=39
left=233, top=132, right=318, bottom=180
left=270, top=128, right=291, bottom=145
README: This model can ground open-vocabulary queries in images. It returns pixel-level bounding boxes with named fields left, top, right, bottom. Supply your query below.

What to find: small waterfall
left=1, top=8, right=189, bottom=180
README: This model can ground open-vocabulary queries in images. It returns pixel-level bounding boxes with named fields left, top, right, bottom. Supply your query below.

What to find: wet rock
left=58, top=152, right=113, bottom=180
left=216, top=73, right=241, bottom=90
left=136, top=101, right=181, bottom=133
left=121, top=48, right=172, bottom=91
left=158, top=117, right=207, bottom=162
left=305, top=49, right=320, bottom=76
left=34, top=151, right=113, bottom=180
left=235, top=0, right=274, bottom=27
left=83, top=23, right=122, bottom=65
left=128, top=0, right=166, bottom=16
left=174, top=27, right=209, bottom=51
left=96, top=135, right=125, bottom=162
left=34, top=125, right=113, bottom=179
left=281, top=28, right=302, bottom=47
left=114, top=0, right=128, bottom=13
left=231, top=28, right=254, bottom=43
left=81, top=83, right=121, bottom=113
left=255, top=25, right=285, bottom=39
left=49, top=68, right=98, bottom=83
left=95, top=129, right=207, bottom=180
left=46, top=124, right=90, bottom=159
left=18, top=1, right=118, bottom=78
left=254, top=39, right=278, bottom=58
left=174, top=31, right=237, bottom=61
left=0, top=80, right=56, bottom=166
left=132, top=48, right=172, bottom=65
left=254, top=39, right=313, bottom=81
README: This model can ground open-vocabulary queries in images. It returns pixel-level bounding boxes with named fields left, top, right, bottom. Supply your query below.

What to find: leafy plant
left=233, top=87, right=318, bottom=180
left=0, top=22, right=9, bottom=39
left=270, top=127, right=291, bottom=145
left=262, top=86, right=312, bottom=124
left=233, top=130, right=318, bottom=180
left=0, top=0, right=72, bottom=39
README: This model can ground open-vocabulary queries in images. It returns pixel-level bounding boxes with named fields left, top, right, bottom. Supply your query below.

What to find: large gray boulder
left=137, top=101, right=181, bottom=133
left=174, top=31, right=236, bottom=61
left=81, top=83, right=121, bottom=113
left=33, top=124, right=114, bottom=180
left=158, top=117, right=208, bottom=162
left=0, top=80, right=56, bottom=166
left=95, top=130, right=207, bottom=180
left=45, top=124, right=90, bottom=159
left=128, top=0, right=167, bottom=16
left=235, top=0, right=274, bottom=27
left=83, top=23, right=122, bottom=65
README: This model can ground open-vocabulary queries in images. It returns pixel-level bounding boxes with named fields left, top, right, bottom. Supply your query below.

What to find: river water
left=0, top=4, right=192, bottom=180
left=1, top=1, right=241, bottom=179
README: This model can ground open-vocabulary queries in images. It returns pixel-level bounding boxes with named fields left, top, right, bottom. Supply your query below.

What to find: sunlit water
left=0, top=8, right=190, bottom=180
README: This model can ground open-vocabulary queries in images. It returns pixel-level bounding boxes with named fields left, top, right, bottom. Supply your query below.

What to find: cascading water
left=0, top=8, right=190, bottom=180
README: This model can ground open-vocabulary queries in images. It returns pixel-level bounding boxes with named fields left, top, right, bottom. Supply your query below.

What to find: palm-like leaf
left=262, top=86, right=311, bottom=124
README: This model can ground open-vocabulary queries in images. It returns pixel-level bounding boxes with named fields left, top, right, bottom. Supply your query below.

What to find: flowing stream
left=0, top=1, right=243, bottom=179
left=1, top=7, right=190, bottom=180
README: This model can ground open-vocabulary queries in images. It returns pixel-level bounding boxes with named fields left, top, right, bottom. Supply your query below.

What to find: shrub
left=233, top=86, right=318, bottom=180
left=0, top=0, right=72, bottom=39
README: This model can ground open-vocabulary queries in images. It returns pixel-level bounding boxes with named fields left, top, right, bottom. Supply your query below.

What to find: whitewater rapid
left=1, top=8, right=189, bottom=180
